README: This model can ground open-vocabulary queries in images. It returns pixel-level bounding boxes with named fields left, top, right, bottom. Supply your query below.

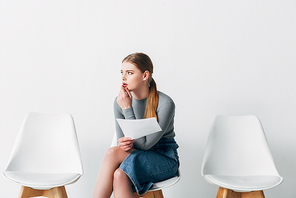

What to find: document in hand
left=116, top=117, right=162, bottom=139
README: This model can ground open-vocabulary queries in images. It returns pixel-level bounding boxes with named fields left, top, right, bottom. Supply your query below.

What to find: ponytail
left=143, top=78, right=159, bottom=120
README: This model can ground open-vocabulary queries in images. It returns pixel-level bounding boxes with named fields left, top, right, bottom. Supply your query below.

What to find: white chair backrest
left=111, top=132, right=118, bottom=147
left=5, top=112, right=83, bottom=174
left=201, top=115, right=280, bottom=177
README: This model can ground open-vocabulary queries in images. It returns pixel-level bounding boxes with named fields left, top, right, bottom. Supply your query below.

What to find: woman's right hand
left=117, top=85, right=132, bottom=110
left=118, top=137, right=135, bottom=151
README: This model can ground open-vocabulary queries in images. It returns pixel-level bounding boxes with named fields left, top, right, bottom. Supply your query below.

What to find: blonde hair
left=122, top=53, right=159, bottom=119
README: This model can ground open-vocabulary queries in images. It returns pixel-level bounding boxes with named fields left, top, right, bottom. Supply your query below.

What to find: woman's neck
left=132, top=86, right=149, bottom=100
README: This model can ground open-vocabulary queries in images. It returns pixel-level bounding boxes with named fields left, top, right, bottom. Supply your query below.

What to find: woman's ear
left=143, top=70, right=150, bottom=81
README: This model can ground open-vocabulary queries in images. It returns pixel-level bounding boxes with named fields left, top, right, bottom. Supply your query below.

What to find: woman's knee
left=113, top=168, right=134, bottom=197
left=113, top=168, right=129, bottom=185
left=104, top=146, right=133, bottom=163
left=114, top=168, right=126, bottom=179
left=104, top=146, right=120, bottom=161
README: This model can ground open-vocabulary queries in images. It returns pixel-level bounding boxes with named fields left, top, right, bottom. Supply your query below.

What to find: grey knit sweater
left=114, top=91, right=176, bottom=150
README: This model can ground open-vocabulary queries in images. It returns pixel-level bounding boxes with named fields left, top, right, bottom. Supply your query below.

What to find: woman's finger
left=124, top=87, right=132, bottom=98
left=119, top=140, right=134, bottom=147
left=117, top=86, right=132, bottom=109
left=119, top=137, right=133, bottom=142
left=118, top=87, right=127, bottom=98
left=118, top=137, right=134, bottom=151
left=119, top=144, right=133, bottom=151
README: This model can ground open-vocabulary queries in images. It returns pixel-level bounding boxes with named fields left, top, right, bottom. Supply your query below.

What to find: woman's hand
left=118, top=137, right=135, bottom=151
left=117, top=85, right=132, bottom=109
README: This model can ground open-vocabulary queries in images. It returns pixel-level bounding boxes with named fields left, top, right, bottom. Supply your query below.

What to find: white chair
left=201, top=115, right=283, bottom=198
left=3, top=112, right=83, bottom=198
left=111, top=133, right=180, bottom=198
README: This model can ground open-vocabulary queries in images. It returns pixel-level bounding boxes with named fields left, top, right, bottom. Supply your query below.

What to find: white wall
left=1, top=0, right=295, bottom=197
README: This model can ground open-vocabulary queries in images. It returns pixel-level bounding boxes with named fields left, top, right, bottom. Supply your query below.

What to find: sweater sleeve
left=114, top=98, right=136, bottom=143
left=133, top=101, right=175, bottom=150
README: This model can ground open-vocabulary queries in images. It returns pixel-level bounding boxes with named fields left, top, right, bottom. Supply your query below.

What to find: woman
left=93, top=52, right=179, bottom=198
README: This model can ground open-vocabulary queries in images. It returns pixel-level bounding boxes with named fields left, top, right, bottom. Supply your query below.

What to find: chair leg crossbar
left=18, top=186, right=68, bottom=198
left=216, top=187, right=265, bottom=198
left=134, top=190, right=164, bottom=198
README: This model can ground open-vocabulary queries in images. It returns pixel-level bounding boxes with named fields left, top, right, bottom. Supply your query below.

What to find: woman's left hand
left=118, top=137, right=135, bottom=151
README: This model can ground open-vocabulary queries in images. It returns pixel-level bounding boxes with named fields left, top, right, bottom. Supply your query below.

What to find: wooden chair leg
left=41, top=189, right=55, bottom=198
left=18, top=186, right=68, bottom=198
left=19, top=186, right=47, bottom=198
left=134, top=190, right=164, bottom=198
left=152, top=190, right=164, bottom=198
left=216, top=187, right=228, bottom=198
left=19, top=186, right=34, bottom=198
left=216, top=187, right=265, bottom=198
left=241, top=190, right=265, bottom=198
left=216, top=187, right=241, bottom=198
left=51, top=186, right=68, bottom=198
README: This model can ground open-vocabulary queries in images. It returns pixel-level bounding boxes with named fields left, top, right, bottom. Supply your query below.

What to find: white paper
left=116, top=117, right=162, bottom=139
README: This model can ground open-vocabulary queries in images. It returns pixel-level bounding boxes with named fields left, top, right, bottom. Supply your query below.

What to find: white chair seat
left=204, top=174, right=283, bottom=192
left=151, top=170, right=180, bottom=191
left=4, top=171, right=81, bottom=189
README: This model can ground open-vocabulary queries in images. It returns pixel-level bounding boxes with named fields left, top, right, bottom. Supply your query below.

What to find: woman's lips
left=122, top=83, right=128, bottom=87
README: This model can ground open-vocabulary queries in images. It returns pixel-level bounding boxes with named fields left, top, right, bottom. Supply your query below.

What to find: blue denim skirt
left=119, top=138, right=179, bottom=195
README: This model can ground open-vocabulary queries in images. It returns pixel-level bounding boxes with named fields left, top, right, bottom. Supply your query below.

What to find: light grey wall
left=1, top=0, right=295, bottom=197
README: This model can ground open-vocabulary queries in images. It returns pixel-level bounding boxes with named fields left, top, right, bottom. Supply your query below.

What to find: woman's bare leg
left=93, top=146, right=135, bottom=198
left=113, top=168, right=135, bottom=198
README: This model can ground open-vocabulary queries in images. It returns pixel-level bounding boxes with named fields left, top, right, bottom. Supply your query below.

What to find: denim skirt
left=119, top=138, right=179, bottom=195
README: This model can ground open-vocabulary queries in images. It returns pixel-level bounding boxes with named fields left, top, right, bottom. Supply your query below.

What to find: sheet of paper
left=116, top=117, right=162, bottom=139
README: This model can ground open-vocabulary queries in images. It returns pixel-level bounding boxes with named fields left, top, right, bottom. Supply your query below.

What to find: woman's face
left=121, top=61, right=146, bottom=91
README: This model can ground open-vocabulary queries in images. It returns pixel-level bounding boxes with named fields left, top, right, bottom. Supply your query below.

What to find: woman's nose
left=122, top=74, right=126, bottom=81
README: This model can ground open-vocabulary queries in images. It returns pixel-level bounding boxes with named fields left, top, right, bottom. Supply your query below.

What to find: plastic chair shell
left=201, top=115, right=283, bottom=192
left=3, top=112, right=83, bottom=189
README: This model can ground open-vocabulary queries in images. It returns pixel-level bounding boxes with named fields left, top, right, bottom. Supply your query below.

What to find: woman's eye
left=128, top=72, right=132, bottom=75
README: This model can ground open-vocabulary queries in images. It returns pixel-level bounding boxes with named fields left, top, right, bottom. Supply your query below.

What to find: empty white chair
left=201, top=115, right=283, bottom=198
left=3, top=112, right=83, bottom=198
left=111, top=133, right=180, bottom=198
